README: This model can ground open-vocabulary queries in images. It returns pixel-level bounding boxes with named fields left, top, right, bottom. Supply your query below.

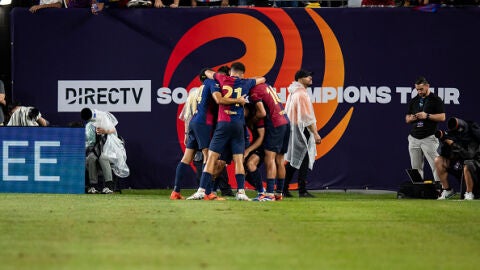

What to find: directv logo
left=58, top=80, right=151, bottom=112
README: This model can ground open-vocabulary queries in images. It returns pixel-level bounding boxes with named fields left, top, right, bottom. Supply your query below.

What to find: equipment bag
left=397, top=181, right=439, bottom=199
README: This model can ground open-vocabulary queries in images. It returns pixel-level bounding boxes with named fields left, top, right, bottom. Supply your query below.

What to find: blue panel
left=0, top=127, right=85, bottom=194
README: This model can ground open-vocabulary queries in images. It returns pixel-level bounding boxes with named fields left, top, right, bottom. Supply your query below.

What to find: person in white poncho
left=82, top=108, right=129, bottom=194
left=283, top=70, right=322, bottom=198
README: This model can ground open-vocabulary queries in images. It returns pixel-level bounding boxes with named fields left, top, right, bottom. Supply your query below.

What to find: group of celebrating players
left=170, top=62, right=314, bottom=201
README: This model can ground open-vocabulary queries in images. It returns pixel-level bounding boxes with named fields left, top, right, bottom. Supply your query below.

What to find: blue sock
left=236, top=174, right=245, bottom=190
left=266, top=178, right=275, bottom=193
left=212, top=177, right=219, bottom=193
left=276, top=178, right=285, bottom=193
left=249, top=169, right=263, bottom=193
left=174, top=162, right=190, bottom=192
left=205, top=178, right=212, bottom=195
left=199, top=172, right=212, bottom=190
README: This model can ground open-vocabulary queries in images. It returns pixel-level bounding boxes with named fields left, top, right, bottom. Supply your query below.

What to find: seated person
left=82, top=108, right=122, bottom=194
left=7, top=102, right=49, bottom=126
left=435, top=117, right=480, bottom=200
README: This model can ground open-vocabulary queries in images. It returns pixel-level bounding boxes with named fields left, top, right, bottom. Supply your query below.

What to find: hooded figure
left=285, top=81, right=317, bottom=170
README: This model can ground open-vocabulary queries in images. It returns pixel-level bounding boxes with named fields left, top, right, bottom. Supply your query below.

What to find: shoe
left=252, top=193, right=266, bottom=201
left=87, top=187, right=98, bottom=194
left=274, top=193, right=283, bottom=201
left=186, top=191, right=205, bottom=200
left=464, top=192, right=474, bottom=201
left=283, top=191, right=293, bottom=198
left=236, top=191, right=251, bottom=201
left=102, top=187, right=114, bottom=194
left=260, top=194, right=276, bottom=201
left=204, top=193, right=226, bottom=201
left=438, top=189, right=455, bottom=200
left=170, top=191, right=184, bottom=200
left=299, top=191, right=315, bottom=198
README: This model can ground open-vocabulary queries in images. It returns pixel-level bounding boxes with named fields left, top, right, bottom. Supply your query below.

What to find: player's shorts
left=264, top=123, right=290, bottom=154
left=186, top=122, right=213, bottom=150
left=209, top=122, right=245, bottom=155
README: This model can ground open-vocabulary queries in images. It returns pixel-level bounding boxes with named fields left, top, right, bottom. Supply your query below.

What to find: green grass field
left=0, top=190, right=479, bottom=270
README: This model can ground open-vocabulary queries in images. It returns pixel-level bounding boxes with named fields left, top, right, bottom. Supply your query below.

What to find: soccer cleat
left=437, top=189, right=455, bottom=200
left=252, top=193, right=266, bottom=201
left=274, top=193, right=283, bottom=201
left=464, top=192, right=474, bottom=201
left=102, top=187, right=114, bottom=194
left=186, top=191, right=205, bottom=200
left=170, top=191, right=184, bottom=200
left=87, top=187, right=98, bottom=194
left=204, top=193, right=226, bottom=201
left=236, top=192, right=251, bottom=201
left=260, top=194, right=276, bottom=201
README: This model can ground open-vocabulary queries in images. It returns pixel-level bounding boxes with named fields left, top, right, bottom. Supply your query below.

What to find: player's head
left=199, top=68, right=209, bottom=83
left=217, top=65, right=230, bottom=75
left=230, top=62, right=246, bottom=78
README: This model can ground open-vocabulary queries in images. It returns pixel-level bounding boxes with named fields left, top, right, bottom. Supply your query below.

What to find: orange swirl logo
left=164, top=8, right=353, bottom=160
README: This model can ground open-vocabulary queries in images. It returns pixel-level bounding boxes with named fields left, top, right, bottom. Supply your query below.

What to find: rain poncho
left=87, top=109, right=129, bottom=178
left=7, top=106, right=42, bottom=126
left=285, top=81, right=317, bottom=170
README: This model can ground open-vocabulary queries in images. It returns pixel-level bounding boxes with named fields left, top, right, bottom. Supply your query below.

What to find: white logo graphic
left=58, top=80, right=151, bottom=112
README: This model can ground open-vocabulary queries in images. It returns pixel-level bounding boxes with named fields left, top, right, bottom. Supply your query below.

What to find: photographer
left=405, top=77, right=445, bottom=183
left=435, top=117, right=480, bottom=200
left=7, top=102, right=49, bottom=126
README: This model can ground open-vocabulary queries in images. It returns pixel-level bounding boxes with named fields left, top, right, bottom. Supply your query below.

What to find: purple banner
left=10, top=7, right=480, bottom=190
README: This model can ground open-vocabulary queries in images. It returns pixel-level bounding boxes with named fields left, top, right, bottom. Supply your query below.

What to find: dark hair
left=230, top=62, right=246, bottom=74
left=415, top=76, right=429, bottom=85
left=81, top=107, right=93, bottom=121
left=28, top=107, right=40, bottom=120
left=217, top=65, right=230, bottom=75
left=199, top=68, right=209, bottom=83
left=295, top=69, right=313, bottom=81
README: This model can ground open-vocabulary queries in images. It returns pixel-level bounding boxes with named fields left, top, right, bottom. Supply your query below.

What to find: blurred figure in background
left=29, top=0, right=62, bottom=13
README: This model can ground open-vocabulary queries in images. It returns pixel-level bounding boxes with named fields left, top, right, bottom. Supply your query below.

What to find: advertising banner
left=10, top=7, right=480, bottom=190
left=0, top=127, right=85, bottom=193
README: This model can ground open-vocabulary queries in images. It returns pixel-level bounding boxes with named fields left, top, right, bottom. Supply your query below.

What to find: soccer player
left=248, top=83, right=290, bottom=201
left=243, top=102, right=267, bottom=200
left=170, top=67, right=240, bottom=200
left=187, top=62, right=265, bottom=200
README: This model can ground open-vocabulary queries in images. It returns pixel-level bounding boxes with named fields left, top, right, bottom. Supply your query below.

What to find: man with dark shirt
left=405, top=76, right=445, bottom=183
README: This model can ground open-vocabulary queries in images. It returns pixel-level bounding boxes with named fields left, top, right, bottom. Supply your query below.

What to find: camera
left=435, top=129, right=449, bottom=141
left=447, top=117, right=468, bottom=133
left=435, top=117, right=469, bottom=142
